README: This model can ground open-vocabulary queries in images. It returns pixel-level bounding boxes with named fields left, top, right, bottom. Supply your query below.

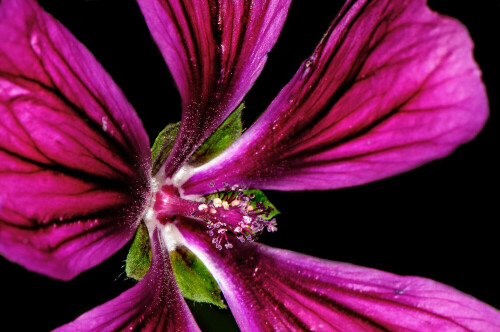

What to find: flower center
left=153, top=184, right=277, bottom=250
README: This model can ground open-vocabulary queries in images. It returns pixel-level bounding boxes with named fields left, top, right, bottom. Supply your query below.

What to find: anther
left=213, top=198, right=223, bottom=208
left=267, top=218, right=278, bottom=232
left=198, top=183, right=279, bottom=250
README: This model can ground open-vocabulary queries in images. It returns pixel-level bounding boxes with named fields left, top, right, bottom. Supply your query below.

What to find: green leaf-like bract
left=151, top=122, right=180, bottom=176
left=149, top=103, right=243, bottom=174
left=188, top=103, right=244, bottom=166
left=242, top=189, right=280, bottom=220
left=125, top=222, right=151, bottom=280
left=125, top=226, right=226, bottom=308
left=170, top=246, right=227, bottom=308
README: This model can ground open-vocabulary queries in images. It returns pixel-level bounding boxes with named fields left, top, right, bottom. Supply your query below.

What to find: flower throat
left=153, top=184, right=278, bottom=250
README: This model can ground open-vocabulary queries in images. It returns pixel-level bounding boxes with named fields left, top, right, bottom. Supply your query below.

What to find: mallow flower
left=0, top=0, right=498, bottom=330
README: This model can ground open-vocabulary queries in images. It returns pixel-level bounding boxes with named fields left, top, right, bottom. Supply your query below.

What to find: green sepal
left=151, top=122, right=180, bottom=175
left=125, top=222, right=152, bottom=281
left=125, top=225, right=226, bottom=308
left=243, top=189, right=280, bottom=220
left=170, top=246, right=227, bottom=308
left=206, top=188, right=280, bottom=221
left=189, top=103, right=244, bottom=166
left=150, top=102, right=243, bottom=172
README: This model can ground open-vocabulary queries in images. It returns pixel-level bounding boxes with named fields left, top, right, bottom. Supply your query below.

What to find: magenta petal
left=55, top=228, right=200, bottom=332
left=0, top=0, right=150, bottom=280
left=182, top=0, right=488, bottom=194
left=177, top=221, right=500, bottom=331
left=137, top=0, right=292, bottom=175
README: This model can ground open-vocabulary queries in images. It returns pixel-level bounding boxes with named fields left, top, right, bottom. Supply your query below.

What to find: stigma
left=153, top=184, right=277, bottom=250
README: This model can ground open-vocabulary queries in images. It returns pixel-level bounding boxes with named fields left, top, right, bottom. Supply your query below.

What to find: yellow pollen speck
left=222, top=201, right=229, bottom=210
left=213, top=198, right=223, bottom=208
left=246, top=205, right=254, bottom=212
left=198, top=204, right=208, bottom=211
left=231, top=200, right=240, bottom=207
left=210, top=208, right=217, bottom=214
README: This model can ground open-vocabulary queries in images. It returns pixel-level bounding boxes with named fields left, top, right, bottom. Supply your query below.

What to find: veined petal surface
left=182, top=0, right=488, bottom=194
left=0, top=0, right=150, bottom=280
left=55, top=228, right=200, bottom=332
left=137, top=0, right=292, bottom=175
left=177, top=220, right=500, bottom=332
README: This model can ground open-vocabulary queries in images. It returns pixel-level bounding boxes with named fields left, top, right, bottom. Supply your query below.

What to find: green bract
left=239, top=189, right=280, bottom=221
left=125, top=222, right=151, bottom=280
left=189, top=103, right=244, bottom=166
left=125, top=224, right=226, bottom=307
left=151, top=122, right=180, bottom=175
left=170, top=247, right=227, bottom=308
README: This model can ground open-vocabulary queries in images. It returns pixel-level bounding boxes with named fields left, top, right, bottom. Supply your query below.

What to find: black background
left=1, top=1, right=499, bottom=331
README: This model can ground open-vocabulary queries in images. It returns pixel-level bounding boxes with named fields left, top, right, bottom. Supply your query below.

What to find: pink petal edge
left=182, top=0, right=488, bottom=195
left=0, top=0, right=151, bottom=280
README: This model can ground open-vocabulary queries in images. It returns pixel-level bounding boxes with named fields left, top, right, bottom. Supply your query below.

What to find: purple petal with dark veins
left=55, top=228, right=200, bottom=332
left=177, top=220, right=500, bottom=332
left=137, top=0, right=292, bottom=176
left=182, top=0, right=488, bottom=194
left=0, top=0, right=150, bottom=280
